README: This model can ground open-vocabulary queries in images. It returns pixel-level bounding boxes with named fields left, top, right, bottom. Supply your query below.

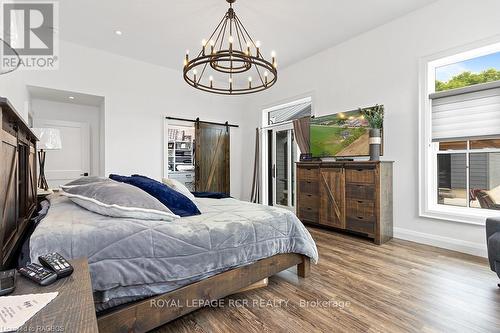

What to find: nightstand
left=13, top=258, right=98, bottom=332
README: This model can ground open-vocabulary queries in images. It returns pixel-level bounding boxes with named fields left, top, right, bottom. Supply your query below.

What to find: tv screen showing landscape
left=310, top=109, right=383, bottom=157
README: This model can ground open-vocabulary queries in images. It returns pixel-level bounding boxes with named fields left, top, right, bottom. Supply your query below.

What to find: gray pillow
left=61, top=181, right=179, bottom=221
left=61, top=176, right=110, bottom=190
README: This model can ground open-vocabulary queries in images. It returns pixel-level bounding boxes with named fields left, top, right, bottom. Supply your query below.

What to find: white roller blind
left=431, top=82, right=500, bottom=141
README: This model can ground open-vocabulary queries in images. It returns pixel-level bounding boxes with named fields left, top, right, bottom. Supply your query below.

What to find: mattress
left=29, top=194, right=318, bottom=310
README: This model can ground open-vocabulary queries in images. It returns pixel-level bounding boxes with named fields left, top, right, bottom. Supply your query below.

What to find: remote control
left=38, top=252, right=74, bottom=278
left=0, top=269, right=16, bottom=295
left=18, top=263, right=57, bottom=286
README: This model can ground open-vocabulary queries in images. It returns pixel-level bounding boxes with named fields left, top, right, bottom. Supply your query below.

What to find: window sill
left=420, top=204, right=499, bottom=226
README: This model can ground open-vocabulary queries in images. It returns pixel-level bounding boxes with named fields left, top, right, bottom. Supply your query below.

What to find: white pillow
left=162, top=178, right=196, bottom=200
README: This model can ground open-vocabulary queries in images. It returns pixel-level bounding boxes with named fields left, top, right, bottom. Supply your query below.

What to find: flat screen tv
left=310, top=107, right=383, bottom=158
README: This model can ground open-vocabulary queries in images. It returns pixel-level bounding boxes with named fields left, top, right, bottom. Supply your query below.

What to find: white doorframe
left=269, top=123, right=300, bottom=211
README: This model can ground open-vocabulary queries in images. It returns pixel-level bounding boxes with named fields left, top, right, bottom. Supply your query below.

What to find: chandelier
left=183, top=0, right=277, bottom=95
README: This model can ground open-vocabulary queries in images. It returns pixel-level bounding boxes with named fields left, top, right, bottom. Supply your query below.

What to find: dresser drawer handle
left=357, top=200, right=363, bottom=204
left=307, top=181, right=311, bottom=184
left=357, top=169, right=364, bottom=172
left=357, top=216, right=364, bottom=220
left=307, top=207, right=312, bottom=211
left=307, top=194, right=312, bottom=197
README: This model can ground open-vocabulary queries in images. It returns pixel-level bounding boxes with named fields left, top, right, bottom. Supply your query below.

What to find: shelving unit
left=167, top=126, right=195, bottom=191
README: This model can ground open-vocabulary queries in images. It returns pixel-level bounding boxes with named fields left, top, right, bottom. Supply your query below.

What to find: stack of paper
left=0, top=292, right=58, bottom=332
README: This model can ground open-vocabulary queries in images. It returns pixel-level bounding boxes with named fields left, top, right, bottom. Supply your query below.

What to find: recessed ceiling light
left=68, top=96, right=75, bottom=100
left=114, top=30, right=123, bottom=36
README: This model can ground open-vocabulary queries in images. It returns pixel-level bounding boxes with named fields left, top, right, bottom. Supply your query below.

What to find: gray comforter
left=30, top=194, right=318, bottom=309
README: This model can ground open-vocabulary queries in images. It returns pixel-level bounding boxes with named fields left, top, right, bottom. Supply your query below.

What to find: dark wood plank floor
left=153, top=227, right=500, bottom=333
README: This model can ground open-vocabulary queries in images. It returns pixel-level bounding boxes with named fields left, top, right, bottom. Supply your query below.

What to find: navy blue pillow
left=109, top=174, right=201, bottom=217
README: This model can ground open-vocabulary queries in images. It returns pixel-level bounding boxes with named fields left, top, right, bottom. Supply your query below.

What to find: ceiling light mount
left=183, top=0, right=277, bottom=95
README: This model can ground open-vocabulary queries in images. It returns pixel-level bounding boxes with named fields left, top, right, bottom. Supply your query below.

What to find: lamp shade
left=32, top=128, right=62, bottom=150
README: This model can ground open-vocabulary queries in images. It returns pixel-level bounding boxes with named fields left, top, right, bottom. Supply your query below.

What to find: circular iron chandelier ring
left=209, top=50, right=252, bottom=74
left=183, top=53, right=277, bottom=96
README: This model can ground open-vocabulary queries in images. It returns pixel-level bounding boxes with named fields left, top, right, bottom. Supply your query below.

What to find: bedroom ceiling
left=58, top=0, right=439, bottom=71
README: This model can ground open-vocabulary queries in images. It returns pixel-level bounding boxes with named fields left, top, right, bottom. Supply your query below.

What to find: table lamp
left=32, top=128, right=62, bottom=190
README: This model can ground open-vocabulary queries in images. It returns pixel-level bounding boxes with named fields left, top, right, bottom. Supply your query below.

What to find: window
left=266, top=98, right=311, bottom=126
left=420, top=40, right=500, bottom=224
left=435, top=51, right=500, bottom=92
left=437, top=140, right=500, bottom=210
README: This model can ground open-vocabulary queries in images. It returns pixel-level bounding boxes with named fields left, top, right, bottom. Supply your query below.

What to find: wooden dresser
left=0, top=97, right=38, bottom=268
left=296, top=161, right=393, bottom=244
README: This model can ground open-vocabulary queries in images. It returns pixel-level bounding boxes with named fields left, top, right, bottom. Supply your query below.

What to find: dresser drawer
left=298, top=180, right=319, bottom=195
left=298, top=193, right=318, bottom=208
left=346, top=216, right=375, bottom=235
left=346, top=168, right=376, bottom=184
left=298, top=207, right=319, bottom=224
left=297, top=166, right=319, bottom=181
left=346, top=199, right=375, bottom=218
left=346, top=183, right=375, bottom=200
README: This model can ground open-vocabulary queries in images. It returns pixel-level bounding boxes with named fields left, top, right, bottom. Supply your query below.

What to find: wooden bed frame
left=97, top=254, right=310, bottom=333
left=0, top=97, right=311, bottom=333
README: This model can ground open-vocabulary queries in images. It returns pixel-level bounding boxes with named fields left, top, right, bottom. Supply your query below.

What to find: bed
left=29, top=193, right=318, bottom=332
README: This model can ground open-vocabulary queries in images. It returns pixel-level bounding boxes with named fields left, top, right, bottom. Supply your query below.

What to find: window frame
left=419, top=38, right=500, bottom=225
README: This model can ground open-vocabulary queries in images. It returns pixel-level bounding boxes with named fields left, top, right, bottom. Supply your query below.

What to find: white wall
left=241, top=0, right=500, bottom=256
left=1, top=41, right=249, bottom=198
left=31, top=99, right=103, bottom=177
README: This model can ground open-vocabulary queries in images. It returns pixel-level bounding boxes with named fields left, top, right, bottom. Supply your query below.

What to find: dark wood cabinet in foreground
left=0, top=97, right=38, bottom=268
left=297, top=161, right=393, bottom=244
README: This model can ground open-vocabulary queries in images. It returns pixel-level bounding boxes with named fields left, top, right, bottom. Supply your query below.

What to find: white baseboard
left=393, top=228, right=487, bottom=258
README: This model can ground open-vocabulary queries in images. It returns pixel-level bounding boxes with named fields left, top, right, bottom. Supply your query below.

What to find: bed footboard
left=97, top=253, right=309, bottom=333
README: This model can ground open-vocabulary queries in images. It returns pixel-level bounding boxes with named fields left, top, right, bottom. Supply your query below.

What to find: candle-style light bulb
left=201, top=39, right=207, bottom=55
left=248, top=76, right=252, bottom=89
left=210, top=40, right=215, bottom=54
left=264, top=71, right=268, bottom=85
left=255, top=41, right=261, bottom=56
left=228, top=36, right=234, bottom=52
left=184, top=50, right=189, bottom=66
left=209, top=76, right=214, bottom=88
left=229, top=77, right=233, bottom=91
left=271, top=50, right=276, bottom=64
left=246, top=41, right=251, bottom=56
left=193, top=69, right=198, bottom=85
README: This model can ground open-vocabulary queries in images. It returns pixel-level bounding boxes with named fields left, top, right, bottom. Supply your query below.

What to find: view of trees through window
left=435, top=51, right=500, bottom=92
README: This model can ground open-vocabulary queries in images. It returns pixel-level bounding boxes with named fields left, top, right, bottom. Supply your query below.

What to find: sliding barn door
left=195, top=123, right=230, bottom=194
left=319, top=167, right=345, bottom=228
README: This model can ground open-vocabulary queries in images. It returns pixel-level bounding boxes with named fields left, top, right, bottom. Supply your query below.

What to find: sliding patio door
left=271, top=124, right=298, bottom=210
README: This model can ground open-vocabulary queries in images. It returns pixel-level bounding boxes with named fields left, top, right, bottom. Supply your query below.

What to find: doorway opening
left=164, top=118, right=231, bottom=195
left=28, top=86, right=105, bottom=189
left=261, top=97, right=312, bottom=211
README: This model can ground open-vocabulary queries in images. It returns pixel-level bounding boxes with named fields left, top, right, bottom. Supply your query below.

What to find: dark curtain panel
left=250, top=128, right=260, bottom=203
left=293, top=116, right=310, bottom=154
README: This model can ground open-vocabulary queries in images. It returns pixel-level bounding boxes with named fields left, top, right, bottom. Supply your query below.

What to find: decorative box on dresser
left=296, top=161, right=393, bottom=244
